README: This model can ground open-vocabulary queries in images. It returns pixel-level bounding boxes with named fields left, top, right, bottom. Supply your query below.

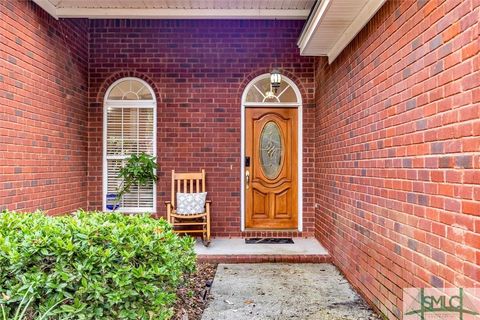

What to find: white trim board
left=298, top=0, right=386, bottom=63
left=31, top=2, right=310, bottom=20
left=33, top=0, right=59, bottom=19
left=327, top=0, right=387, bottom=63
left=240, top=74, right=303, bottom=232
left=297, top=0, right=332, bottom=54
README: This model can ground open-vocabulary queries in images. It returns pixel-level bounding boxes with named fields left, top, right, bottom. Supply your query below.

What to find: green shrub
left=0, top=211, right=196, bottom=319
left=0, top=285, right=65, bottom=320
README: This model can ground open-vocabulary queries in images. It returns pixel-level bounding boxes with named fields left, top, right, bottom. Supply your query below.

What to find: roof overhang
left=31, top=0, right=313, bottom=20
left=297, top=0, right=386, bottom=63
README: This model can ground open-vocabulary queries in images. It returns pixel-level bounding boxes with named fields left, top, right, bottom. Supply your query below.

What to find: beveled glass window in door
left=260, top=121, right=284, bottom=179
left=245, top=77, right=297, bottom=103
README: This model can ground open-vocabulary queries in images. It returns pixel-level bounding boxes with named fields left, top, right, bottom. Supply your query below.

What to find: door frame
left=240, top=74, right=303, bottom=231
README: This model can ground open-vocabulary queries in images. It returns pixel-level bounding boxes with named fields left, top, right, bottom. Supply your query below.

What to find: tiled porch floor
left=195, top=237, right=328, bottom=255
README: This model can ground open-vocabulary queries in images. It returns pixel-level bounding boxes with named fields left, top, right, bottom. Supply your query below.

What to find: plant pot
left=106, top=193, right=120, bottom=211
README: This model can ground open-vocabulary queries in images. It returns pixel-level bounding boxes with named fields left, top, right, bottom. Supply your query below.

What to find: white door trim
left=240, top=73, right=303, bottom=231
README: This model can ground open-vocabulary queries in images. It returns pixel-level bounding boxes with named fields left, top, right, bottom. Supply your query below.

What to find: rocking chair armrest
left=165, top=201, right=174, bottom=208
left=205, top=200, right=211, bottom=214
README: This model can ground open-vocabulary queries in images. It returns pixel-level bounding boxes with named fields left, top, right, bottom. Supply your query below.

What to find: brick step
left=197, top=254, right=332, bottom=264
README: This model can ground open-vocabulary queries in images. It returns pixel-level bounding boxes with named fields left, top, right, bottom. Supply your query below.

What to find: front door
left=245, top=108, right=298, bottom=229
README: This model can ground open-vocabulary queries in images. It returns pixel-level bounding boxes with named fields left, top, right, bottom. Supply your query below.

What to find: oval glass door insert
left=259, top=121, right=283, bottom=179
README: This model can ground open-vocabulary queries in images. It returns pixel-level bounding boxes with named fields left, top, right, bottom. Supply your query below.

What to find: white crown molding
left=297, top=0, right=332, bottom=52
left=31, top=1, right=310, bottom=20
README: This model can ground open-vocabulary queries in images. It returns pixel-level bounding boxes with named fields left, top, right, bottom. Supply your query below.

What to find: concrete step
left=198, top=254, right=331, bottom=263
left=195, top=237, right=331, bottom=263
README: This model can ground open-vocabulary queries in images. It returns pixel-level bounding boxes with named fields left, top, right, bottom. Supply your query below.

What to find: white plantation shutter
left=103, top=78, right=156, bottom=213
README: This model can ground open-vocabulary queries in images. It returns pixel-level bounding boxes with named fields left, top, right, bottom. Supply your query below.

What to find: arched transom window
left=103, top=78, right=156, bottom=213
left=244, top=76, right=300, bottom=104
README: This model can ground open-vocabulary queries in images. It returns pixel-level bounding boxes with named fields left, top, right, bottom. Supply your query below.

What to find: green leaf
left=0, top=211, right=195, bottom=319
left=114, top=152, right=158, bottom=206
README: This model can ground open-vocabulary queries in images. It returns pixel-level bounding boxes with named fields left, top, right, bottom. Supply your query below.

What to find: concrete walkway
left=202, top=264, right=380, bottom=320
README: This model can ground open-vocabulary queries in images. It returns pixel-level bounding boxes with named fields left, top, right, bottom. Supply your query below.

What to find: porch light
left=270, top=69, right=281, bottom=92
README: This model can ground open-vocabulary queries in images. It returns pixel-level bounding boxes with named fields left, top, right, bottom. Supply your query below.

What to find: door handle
left=245, top=170, right=250, bottom=189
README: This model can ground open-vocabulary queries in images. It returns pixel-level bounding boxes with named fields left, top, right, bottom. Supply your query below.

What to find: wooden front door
left=245, top=108, right=298, bottom=229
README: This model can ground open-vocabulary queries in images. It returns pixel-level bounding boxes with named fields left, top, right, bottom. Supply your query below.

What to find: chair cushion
left=176, top=192, right=207, bottom=214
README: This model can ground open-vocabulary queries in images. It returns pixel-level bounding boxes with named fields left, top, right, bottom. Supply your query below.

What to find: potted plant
left=108, top=152, right=157, bottom=211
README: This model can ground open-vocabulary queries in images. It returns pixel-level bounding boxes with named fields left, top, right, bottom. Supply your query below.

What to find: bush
left=0, top=211, right=196, bottom=319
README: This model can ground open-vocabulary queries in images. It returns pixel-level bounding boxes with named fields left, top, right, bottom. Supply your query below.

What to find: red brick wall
left=314, top=0, right=480, bottom=318
left=87, top=19, right=316, bottom=236
left=0, top=1, right=88, bottom=214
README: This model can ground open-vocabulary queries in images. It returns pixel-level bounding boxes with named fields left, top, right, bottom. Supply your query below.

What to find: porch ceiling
left=32, top=0, right=316, bottom=19
left=297, top=0, right=386, bottom=63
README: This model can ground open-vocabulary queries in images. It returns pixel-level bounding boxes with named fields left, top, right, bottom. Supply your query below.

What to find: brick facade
left=87, top=19, right=316, bottom=236
left=1, top=1, right=479, bottom=318
left=314, top=1, right=480, bottom=318
left=0, top=1, right=88, bottom=214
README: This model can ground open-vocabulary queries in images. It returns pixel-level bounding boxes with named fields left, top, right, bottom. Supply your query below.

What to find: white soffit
left=298, top=0, right=386, bottom=63
left=32, top=0, right=315, bottom=20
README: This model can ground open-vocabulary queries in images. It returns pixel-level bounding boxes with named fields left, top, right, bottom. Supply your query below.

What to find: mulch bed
left=173, top=263, right=217, bottom=320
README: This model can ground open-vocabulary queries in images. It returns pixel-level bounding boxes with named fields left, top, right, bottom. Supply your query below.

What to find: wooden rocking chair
left=165, top=169, right=211, bottom=246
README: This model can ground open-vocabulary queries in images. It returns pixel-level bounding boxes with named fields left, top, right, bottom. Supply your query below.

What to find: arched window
left=103, top=78, right=156, bottom=213
left=244, top=76, right=299, bottom=104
